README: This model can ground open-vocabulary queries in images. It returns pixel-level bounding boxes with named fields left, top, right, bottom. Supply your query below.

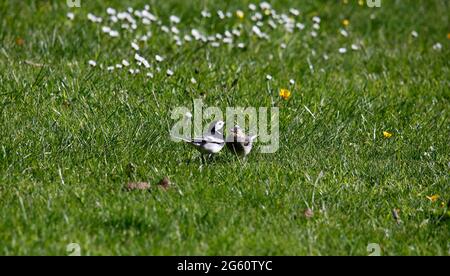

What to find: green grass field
left=0, top=0, right=449, bottom=255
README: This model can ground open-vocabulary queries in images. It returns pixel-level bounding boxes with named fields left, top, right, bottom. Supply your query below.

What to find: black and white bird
left=226, top=125, right=257, bottom=158
left=173, top=120, right=226, bottom=162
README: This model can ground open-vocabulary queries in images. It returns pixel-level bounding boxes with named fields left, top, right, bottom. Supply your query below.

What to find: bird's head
left=229, top=125, right=247, bottom=142
left=210, top=120, right=225, bottom=135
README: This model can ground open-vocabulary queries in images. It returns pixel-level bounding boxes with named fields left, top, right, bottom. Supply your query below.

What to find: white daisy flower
left=155, top=55, right=164, bottom=62
left=117, top=12, right=127, bottom=20
left=339, top=47, right=347, bottom=54
left=161, top=25, right=170, bottom=33
left=217, top=10, right=225, bottom=19
left=237, top=43, right=245, bottom=49
left=310, top=31, right=318, bottom=37
left=142, top=18, right=151, bottom=25
left=170, top=15, right=181, bottom=24
left=110, top=16, right=118, bottom=23
left=289, top=8, right=300, bottom=16
left=290, top=79, right=295, bottom=85
left=115, top=64, right=123, bottom=69
left=201, top=10, right=211, bottom=18
left=340, top=29, right=349, bottom=37
left=122, top=59, right=130, bottom=67
left=252, top=25, right=262, bottom=37
left=280, top=43, right=287, bottom=49
left=232, top=29, right=241, bottom=36
left=323, top=54, right=329, bottom=60
left=266, top=74, right=272, bottom=81
left=166, top=69, right=174, bottom=76
left=190, top=77, right=197, bottom=84
left=260, top=2, right=272, bottom=10
left=226, top=12, right=232, bottom=18
left=211, top=42, right=220, bottom=47
left=134, top=11, right=142, bottom=18
left=351, top=44, right=360, bottom=51
left=87, top=13, right=102, bottom=23
left=312, top=16, right=321, bottom=24
left=223, top=37, right=233, bottom=44
left=67, top=12, right=75, bottom=21
left=88, top=60, right=97, bottom=67
left=432, top=42, right=442, bottom=51
left=109, top=30, right=119, bottom=37
left=268, top=20, right=277, bottom=29
left=171, top=26, right=179, bottom=34
left=129, top=68, right=140, bottom=75
left=131, top=42, right=139, bottom=51
left=249, top=3, right=257, bottom=11
left=106, top=8, right=116, bottom=15
left=107, top=66, right=114, bottom=71
left=142, top=10, right=157, bottom=21
left=411, top=31, right=418, bottom=38
left=296, top=23, right=305, bottom=30
left=184, top=35, right=192, bottom=42
left=146, top=72, right=154, bottom=78
left=102, top=26, right=111, bottom=33
left=134, top=53, right=150, bottom=68
left=313, top=23, right=320, bottom=30
left=191, top=29, right=201, bottom=40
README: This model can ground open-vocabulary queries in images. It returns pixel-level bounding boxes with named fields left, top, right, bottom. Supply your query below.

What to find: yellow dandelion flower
left=447, top=33, right=450, bottom=40
left=279, top=88, right=291, bottom=100
left=15, top=37, right=25, bottom=46
left=426, top=194, right=440, bottom=202
left=383, top=131, right=393, bottom=138
left=342, top=19, right=350, bottom=27
left=236, top=10, right=244, bottom=20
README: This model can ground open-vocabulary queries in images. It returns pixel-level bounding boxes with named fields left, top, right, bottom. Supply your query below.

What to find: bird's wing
left=172, top=134, right=224, bottom=145
left=195, top=135, right=224, bottom=144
